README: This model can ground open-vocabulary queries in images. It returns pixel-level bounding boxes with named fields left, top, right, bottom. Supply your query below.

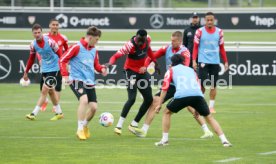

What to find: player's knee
left=127, top=97, right=136, bottom=105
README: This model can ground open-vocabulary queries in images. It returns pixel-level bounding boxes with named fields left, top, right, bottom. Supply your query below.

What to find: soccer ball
left=19, top=78, right=31, bottom=87
left=99, top=112, right=114, bottom=127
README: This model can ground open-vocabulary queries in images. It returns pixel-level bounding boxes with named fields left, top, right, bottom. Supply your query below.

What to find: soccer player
left=59, top=26, right=107, bottom=140
left=183, top=12, right=201, bottom=67
left=107, top=29, right=155, bottom=136
left=192, top=12, right=228, bottom=113
left=155, top=54, right=232, bottom=147
left=38, top=18, right=69, bottom=112
left=134, top=31, right=213, bottom=139
left=24, top=24, right=63, bottom=121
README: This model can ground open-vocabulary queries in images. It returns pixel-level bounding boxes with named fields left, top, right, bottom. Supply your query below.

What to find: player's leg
left=114, top=70, right=138, bottom=135
left=129, top=75, right=153, bottom=135
left=69, top=81, right=88, bottom=140
left=40, top=75, right=48, bottom=111
left=192, top=97, right=232, bottom=147
left=186, top=106, right=213, bottom=138
left=26, top=82, right=50, bottom=120
left=155, top=98, right=186, bottom=146
left=83, top=87, right=98, bottom=139
left=45, top=71, right=63, bottom=120
left=51, top=72, right=62, bottom=113
left=134, top=85, right=175, bottom=137
left=198, top=63, right=209, bottom=94
left=208, top=64, right=220, bottom=113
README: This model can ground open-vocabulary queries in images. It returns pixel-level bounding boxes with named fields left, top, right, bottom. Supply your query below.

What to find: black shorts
left=167, top=96, right=210, bottom=116
left=40, top=71, right=62, bottom=92
left=198, top=63, right=220, bottom=88
left=155, top=84, right=176, bottom=103
left=70, top=81, right=97, bottom=103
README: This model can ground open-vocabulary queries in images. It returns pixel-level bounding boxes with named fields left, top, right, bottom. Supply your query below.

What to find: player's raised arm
left=108, top=41, right=133, bottom=65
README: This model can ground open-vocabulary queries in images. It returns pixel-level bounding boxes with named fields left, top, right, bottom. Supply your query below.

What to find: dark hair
left=136, top=29, right=147, bottom=37
left=49, top=18, right=58, bottom=24
left=171, top=54, right=184, bottom=66
left=86, top=26, right=102, bottom=37
left=205, top=12, right=215, bottom=17
left=32, top=23, right=42, bottom=31
left=172, top=31, right=182, bottom=38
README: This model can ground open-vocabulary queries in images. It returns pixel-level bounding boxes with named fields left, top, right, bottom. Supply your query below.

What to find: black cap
left=192, top=12, right=199, bottom=18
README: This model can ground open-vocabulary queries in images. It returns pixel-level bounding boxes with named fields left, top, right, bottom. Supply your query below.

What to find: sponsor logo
left=28, top=16, right=36, bottom=25
left=129, top=17, right=137, bottom=26
left=0, top=16, right=16, bottom=24
left=0, top=53, right=12, bottom=80
left=55, top=14, right=110, bottom=28
left=231, top=17, right=239, bottom=26
left=250, top=15, right=275, bottom=28
left=150, top=14, right=164, bottom=29
left=166, top=17, right=190, bottom=26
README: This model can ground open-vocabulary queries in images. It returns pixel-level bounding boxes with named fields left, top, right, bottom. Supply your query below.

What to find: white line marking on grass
left=258, top=151, right=276, bottom=155
left=215, top=157, right=242, bottom=163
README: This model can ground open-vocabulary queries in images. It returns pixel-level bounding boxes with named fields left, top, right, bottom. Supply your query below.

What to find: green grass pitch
left=0, top=84, right=276, bottom=163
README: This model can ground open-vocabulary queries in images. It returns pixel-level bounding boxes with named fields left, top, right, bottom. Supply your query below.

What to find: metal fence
left=0, top=0, right=274, bottom=8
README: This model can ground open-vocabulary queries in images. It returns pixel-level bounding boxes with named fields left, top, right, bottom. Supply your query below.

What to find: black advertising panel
left=0, top=49, right=276, bottom=85
left=0, top=12, right=276, bottom=29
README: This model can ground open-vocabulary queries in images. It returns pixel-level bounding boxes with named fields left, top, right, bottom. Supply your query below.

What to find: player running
left=155, top=54, right=232, bottom=147
left=24, top=24, right=64, bottom=121
left=59, top=26, right=107, bottom=140
left=192, top=12, right=229, bottom=113
left=38, top=18, right=68, bottom=112
left=134, top=31, right=213, bottom=139
left=107, top=29, right=156, bottom=136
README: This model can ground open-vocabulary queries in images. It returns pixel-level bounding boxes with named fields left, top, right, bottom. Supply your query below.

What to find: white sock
left=77, top=120, right=84, bottom=131
left=116, top=116, right=125, bottom=128
left=131, top=120, right=138, bottom=127
left=201, top=124, right=210, bottom=133
left=83, top=119, right=88, bottom=126
left=32, top=106, right=40, bottom=115
left=219, top=134, right=229, bottom=143
left=209, top=100, right=215, bottom=108
left=161, top=133, right=169, bottom=142
left=54, top=104, right=62, bottom=114
left=141, top=124, right=149, bottom=133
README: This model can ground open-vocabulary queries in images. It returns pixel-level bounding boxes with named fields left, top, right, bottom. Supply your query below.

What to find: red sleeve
left=25, top=54, right=36, bottom=73
left=162, top=68, right=173, bottom=91
left=36, top=53, right=41, bottom=62
left=192, top=29, right=202, bottom=60
left=192, top=43, right=199, bottom=60
left=63, top=40, right=69, bottom=52
left=154, top=46, right=167, bottom=59
left=25, top=43, right=36, bottom=73
left=144, top=46, right=156, bottom=67
left=219, top=44, right=228, bottom=63
left=109, top=51, right=125, bottom=65
left=109, top=41, right=132, bottom=64
left=181, top=49, right=191, bottom=66
left=94, top=51, right=105, bottom=73
left=59, top=44, right=80, bottom=76
left=145, top=45, right=167, bottom=67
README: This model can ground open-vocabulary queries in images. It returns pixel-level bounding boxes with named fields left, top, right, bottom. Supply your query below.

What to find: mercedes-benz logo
left=0, top=53, right=12, bottom=80
left=150, top=14, right=164, bottom=29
